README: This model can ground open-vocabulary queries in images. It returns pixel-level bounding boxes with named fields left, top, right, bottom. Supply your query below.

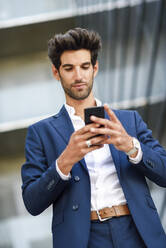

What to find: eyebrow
left=62, top=62, right=91, bottom=68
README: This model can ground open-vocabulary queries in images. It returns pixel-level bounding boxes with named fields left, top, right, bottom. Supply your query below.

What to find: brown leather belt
left=91, top=204, right=130, bottom=221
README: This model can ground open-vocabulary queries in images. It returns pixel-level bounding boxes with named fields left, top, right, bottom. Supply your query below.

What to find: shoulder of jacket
left=28, top=115, right=55, bottom=130
left=113, top=108, right=135, bottom=117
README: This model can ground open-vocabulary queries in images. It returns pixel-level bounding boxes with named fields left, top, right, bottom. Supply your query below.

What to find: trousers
left=88, top=215, right=146, bottom=248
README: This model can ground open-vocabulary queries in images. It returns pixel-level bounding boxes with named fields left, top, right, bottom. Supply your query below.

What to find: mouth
left=72, top=83, right=87, bottom=89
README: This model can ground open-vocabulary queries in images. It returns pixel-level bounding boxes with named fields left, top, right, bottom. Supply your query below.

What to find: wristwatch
left=126, top=137, right=140, bottom=156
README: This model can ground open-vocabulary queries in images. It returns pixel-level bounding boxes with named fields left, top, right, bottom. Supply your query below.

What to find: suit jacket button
left=72, top=204, right=79, bottom=211
left=47, top=179, right=55, bottom=190
left=146, top=160, right=154, bottom=168
left=74, top=176, right=80, bottom=182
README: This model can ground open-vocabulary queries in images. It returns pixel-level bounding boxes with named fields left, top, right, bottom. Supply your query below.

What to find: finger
left=90, top=115, right=112, bottom=127
left=100, top=137, right=113, bottom=145
left=90, top=134, right=108, bottom=146
left=90, top=126, right=120, bottom=137
left=78, top=123, right=102, bottom=140
left=83, top=134, right=107, bottom=149
left=104, top=104, right=120, bottom=124
left=83, top=130, right=102, bottom=140
left=89, top=112, right=118, bottom=129
left=97, top=136, right=112, bottom=145
left=88, top=144, right=104, bottom=152
left=76, top=123, right=100, bottom=135
left=82, top=139, right=103, bottom=150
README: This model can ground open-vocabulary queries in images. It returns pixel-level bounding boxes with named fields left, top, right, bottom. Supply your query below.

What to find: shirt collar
left=65, top=98, right=102, bottom=117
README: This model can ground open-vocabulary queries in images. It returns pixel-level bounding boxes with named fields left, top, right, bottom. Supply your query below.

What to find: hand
left=90, top=104, right=134, bottom=153
left=57, top=123, right=107, bottom=175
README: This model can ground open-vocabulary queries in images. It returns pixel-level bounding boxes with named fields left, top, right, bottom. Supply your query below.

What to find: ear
left=93, top=61, right=99, bottom=77
left=52, top=65, right=60, bottom=81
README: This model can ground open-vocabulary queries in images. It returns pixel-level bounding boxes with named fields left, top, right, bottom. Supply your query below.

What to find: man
left=21, top=28, right=166, bottom=248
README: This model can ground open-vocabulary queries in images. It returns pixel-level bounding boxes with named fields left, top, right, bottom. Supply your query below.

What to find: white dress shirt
left=56, top=100, right=142, bottom=214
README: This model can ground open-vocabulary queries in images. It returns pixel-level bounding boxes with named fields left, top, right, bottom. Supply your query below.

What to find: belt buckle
left=96, top=210, right=104, bottom=221
left=96, top=209, right=111, bottom=222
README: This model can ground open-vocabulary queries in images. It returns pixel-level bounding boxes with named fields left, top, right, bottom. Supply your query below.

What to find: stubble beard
left=60, top=75, right=94, bottom=101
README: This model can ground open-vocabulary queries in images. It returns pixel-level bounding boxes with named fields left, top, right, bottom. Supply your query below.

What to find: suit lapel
left=79, top=158, right=88, bottom=173
left=50, top=105, right=88, bottom=172
left=51, top=105, right=74, bottom=145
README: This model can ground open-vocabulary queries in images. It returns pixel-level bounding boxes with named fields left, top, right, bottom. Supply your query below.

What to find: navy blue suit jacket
left=21, top=105, right=166, bottom=248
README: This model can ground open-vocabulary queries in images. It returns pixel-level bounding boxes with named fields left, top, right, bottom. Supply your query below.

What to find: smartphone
left=84, top=106, right=104, bottom=125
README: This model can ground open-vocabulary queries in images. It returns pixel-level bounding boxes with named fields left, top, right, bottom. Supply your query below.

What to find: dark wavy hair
left=48, top=27, right=102, bottom=70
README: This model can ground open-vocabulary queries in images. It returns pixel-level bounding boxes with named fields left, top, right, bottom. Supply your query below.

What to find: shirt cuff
left=128, top=142, right=143, bottom=164
left=55, top=160, right=71, bottom=180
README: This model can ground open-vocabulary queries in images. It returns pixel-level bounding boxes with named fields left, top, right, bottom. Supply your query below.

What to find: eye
left=64, top=67, right=72, bottom=71
left=82, top=65, right=90, bottom=70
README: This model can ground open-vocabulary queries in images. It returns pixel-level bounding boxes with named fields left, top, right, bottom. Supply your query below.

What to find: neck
left=66, top=93, right=96, bottom=120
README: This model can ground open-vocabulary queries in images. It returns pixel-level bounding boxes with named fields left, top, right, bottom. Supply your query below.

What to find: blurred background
left=0, top=0, right=166, bottom=247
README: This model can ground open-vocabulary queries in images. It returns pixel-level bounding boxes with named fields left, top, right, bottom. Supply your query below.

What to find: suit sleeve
left=21, top=125, right=70, bottom=216
left=133, top=111, right=166, bottom=187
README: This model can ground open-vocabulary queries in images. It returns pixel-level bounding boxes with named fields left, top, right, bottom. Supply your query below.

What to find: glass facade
left=0, top=0, right=74, bottom=21
left=0, top=0, right=165, bottom=130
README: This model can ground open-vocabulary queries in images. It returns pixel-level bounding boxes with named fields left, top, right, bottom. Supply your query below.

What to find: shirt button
left=74, top=176, right=80, bottom=182
left=72, top=204, right=79, bottom=211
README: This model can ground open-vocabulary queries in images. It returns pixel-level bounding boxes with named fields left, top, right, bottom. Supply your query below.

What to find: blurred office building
left=0, top=0, right=166, bottom=247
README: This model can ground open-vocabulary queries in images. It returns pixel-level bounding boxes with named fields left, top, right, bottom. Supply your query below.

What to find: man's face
left=53, top=49, right=98, bottom=101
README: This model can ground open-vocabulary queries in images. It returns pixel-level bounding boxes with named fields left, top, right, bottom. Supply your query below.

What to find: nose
left=74, top=67, right=82, bottom=82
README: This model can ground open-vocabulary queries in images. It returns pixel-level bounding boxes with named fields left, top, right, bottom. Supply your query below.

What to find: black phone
left=84, top=106, right=104, bottom=125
